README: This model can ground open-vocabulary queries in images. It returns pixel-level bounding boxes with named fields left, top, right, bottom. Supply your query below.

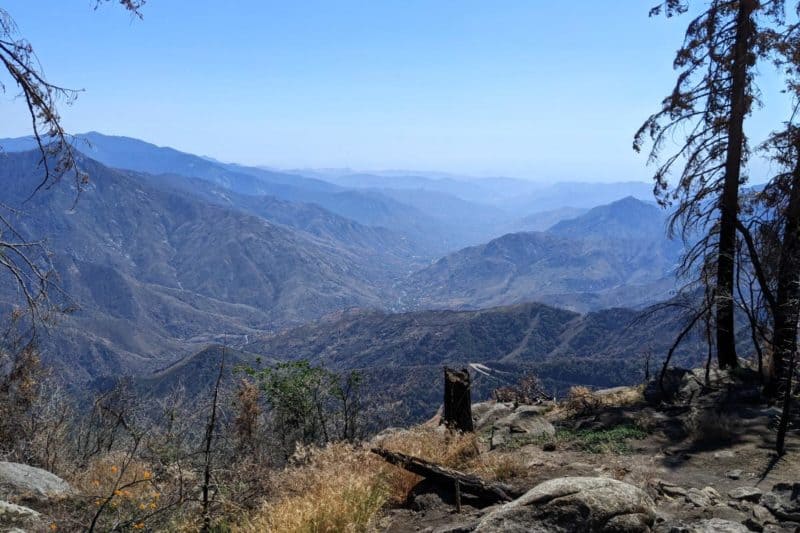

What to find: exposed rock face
left=0, top=500, right=41, bottom=529
left=472, top=401, right=515, bottom=432
left=728, top=486, right=762, bottom=503
left=475, top=476, right=655, bottom=532
left=761, top=483, right=800, bottom=522
left=653, top=518, right=751, bottom=532
left=479, top=402, right=555, bottom=449
left=0, top=462, right=72, bottom=502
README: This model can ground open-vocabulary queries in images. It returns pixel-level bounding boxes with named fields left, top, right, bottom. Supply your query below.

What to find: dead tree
left=634, top=0, right=786, bottom=369
left=370, top=448, right=520, bottom=504
left=442, top=367, right=473, bottom=432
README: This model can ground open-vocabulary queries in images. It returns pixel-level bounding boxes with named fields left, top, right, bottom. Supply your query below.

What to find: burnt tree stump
left=443, top=367, right=474, bottom=432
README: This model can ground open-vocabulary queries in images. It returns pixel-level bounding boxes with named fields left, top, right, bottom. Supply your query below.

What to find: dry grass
left=376, top=426, right=481, bottom=502
left=563, top=385, right=603, bottom=415
left=236, top=443, right=389, bottom=533
left=464, top=452, right=528, bottom=482
left=378, top=426, right=479, bottom=468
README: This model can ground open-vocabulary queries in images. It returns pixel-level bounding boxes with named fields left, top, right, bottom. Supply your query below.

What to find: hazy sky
left=0, top=1, right=791, bottom=181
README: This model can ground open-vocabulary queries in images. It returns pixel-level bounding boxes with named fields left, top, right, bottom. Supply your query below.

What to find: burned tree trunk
left=370, top=448, right=519, bottom=503
left=443, top=367, right=473, bottom=432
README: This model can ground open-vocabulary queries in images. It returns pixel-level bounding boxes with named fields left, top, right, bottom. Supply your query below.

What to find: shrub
left=558, top=425, right=648, bottom=454
left=564, top=386, right=602, bottom=414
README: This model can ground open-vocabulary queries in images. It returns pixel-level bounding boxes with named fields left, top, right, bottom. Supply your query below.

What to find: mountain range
left=0, top=133, right=683, bottom=402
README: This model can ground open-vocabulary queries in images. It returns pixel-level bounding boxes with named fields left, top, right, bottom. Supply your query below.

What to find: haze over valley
left=0, top=132, right=681, bottom=399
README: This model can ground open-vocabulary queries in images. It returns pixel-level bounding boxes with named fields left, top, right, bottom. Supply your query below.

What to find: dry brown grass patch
left=236, top=443, right=389, bottom=533
left=464, top=452, right=528, bottom=482
left=374, top=426, right=480, bottom=503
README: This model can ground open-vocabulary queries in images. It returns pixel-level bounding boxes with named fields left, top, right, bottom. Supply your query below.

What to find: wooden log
left=370, top=447, right=519, bottom=503
left=443, top=367, right=474, bottom=432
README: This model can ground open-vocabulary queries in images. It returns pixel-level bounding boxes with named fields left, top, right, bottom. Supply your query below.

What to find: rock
left=729, top=486, right=762, bottom=503
left=762, top=525, right=799, bottom=533
left=714, top=450, right=736, bottom=459
left=0, top=462, right=72, bottom=502
left=644, top=367, right=690, bottom=404
left=0, top=500, right=40, bottom=528
left=701, top=486, right=722, bottom=503
left=686, top=487, right=713, bottom=508
left=761, top=483, right=800, bottom=522
left=656, top=480, right=688, bottom=498
left=475, top=476, right=655, bottom=532
left=473, top=402, right=515, bottom=432
left=689, top=518, right=751, bottom=532
left=410, top=491, right=444, bottom=512
left=433, top=522, right=480, bottom=533
left=493, top=408, right=555, bottom=437
left=751, top=504, right=775, bottom=525
left=726, top=469, right=743, bottom=480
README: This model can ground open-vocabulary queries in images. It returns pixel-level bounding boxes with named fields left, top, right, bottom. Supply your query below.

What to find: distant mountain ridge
left=0, top=150, right=407, bottom=385
left=0, top=135, right=688, bottom=397
left=148, top=299, right=705, bottom=423
left=403, top=197, right=680, bottom=312
left=1, top=133, right=658, bottom=255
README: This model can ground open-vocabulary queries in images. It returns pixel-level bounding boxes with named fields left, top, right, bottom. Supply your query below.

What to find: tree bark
left=716, top=0, right=756, bottom=369
left=443, top=367, right=473, bottom=432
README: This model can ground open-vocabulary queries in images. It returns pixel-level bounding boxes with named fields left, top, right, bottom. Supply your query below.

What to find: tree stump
left=443, top=367, right=474, bottom=432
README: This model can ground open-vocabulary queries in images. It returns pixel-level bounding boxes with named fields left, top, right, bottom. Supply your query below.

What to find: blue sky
left=0, top=1, right=791, bottom=181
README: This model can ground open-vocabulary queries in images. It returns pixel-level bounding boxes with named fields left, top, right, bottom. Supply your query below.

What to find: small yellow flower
left=49, top=523, right=58, bottom=531
left=149, top=502, right=157, bottom=510
left=142, top=470, right=152, bottom=480
left=110, top=466, right=118, bottom=474
left=133, top=522, right=145, bottom=530
left=114, top=489, right=122, bottom=496
left=139, top=503, right=147, bottom=510
left=94, top=499, right=102, bottom=507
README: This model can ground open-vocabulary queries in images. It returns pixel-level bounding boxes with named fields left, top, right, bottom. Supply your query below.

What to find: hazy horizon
left=0, top=2, right=790, bottom=183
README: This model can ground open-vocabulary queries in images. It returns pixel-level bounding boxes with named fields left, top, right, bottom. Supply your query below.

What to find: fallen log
left=370, top=447, right=521, bottom=503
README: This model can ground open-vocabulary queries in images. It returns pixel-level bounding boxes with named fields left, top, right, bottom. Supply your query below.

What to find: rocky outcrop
left=0, top=500, right=41, bottom=530
left=654, top=479, right=800, bottom=532
left=473, top=402, right=555, bottom=449
left=0, top=462, right=72, bottom=502
left=653, top=518, right=751, bottom=532
left=761, top=483, right=800, bottom=523
left=475, top=476, right=655, bottom=532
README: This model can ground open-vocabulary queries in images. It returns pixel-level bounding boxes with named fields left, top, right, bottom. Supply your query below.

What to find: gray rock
left=656, top=480, right=688, bottom=498
left=726, top=469, right=743, bottom=480
left=0, top=500, right=40, bottom=528
left=751, top=504, right=775, bottom=525
left=761, top=483, right=800, bottom=522
left=701, top=486, right=722, bottom=503
left=493, top=408, right=555, bottom=437
left=686, top=487, right=713, bottom=508
left=762, top=525, right=798, bottom=533
left=728, top=486, right=762, bottom=503
left=714, top=450, right=736, bottom=459
left=473, top=402, right=515, bottom=432
left=475, top=476, right=655, bottom=532
left=644, top=367, right=689, bottom=404
left=433, top=522, right=479, bottom=533
left=688, top=518, right=750, bottom=532
left=0, top=462, right=72, bottom=501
